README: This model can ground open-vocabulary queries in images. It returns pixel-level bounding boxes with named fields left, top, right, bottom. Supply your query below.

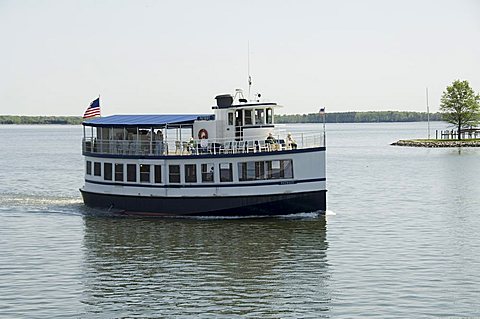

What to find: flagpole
left=323, top=109, right=326, bottom=146
left=319, top=107, right=326, bottom=146
left=247, top=41, right=251, bottom=100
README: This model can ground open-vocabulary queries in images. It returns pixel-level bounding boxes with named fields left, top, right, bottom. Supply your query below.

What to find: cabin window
left=86, top=161, right=92, bottom=175
left=94, top=162, right=101, bottom=176
left=266, top=108, right=273, bottom=124
left=267, top=160, right=280, bottom=179
left=140, top=164, right=151, bottom=183
left=154, top=165, right=162, bottom=183
left=239, top=159, right=294, bottom=181
left=244, top=110, right=253, bottom=125
left=169, top=165, right=180, bottom=183
left=104, top=163, right=112, bottom=181
left=115, top=163, right=124, bottom=181
left=185, top=164, right=197, bottom=183
left=255, top=161, right=265, bottom=180
left=238, top=162, right=255, bottom=181
left=201, top=163, right=214, bottom=182
left=255, top=109, right=264, bottom=125
left=228, top=112, right=234, bottom=126
left=282, top=160, right=294, bottom=179
left=219, top=163, right=233, bottom=182
left=127, top=164, right=136, bottom=182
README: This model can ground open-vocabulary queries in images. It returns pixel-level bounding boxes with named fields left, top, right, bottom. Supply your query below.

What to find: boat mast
left=426, top=87, right=430, bottom=139
left=248, top=41, right=252, bottom=100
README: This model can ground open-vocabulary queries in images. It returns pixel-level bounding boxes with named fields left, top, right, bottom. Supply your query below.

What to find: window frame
left=140, top=164, right=151, bottom=183
left=104, top=162, right=112, bottom=181
left=169, top=165, right=181, bottom=183
left=115, top=163, right=124, bottom=181
left=94, top=162, right=101, bottom=176
left=201, top=163, right=214, bottom=183
left=184, top=164, right=197, bottom=183
left=239, top=159, right=294, bottom=182
left=219, top=162, right=233, bottom=182
left=154, top=165, right=162, bottom=184
left=244, top=109, right=253, bottom=125
left=86, top=161, right=92, bottom=175
left=127, top=164, right=137, bottom=182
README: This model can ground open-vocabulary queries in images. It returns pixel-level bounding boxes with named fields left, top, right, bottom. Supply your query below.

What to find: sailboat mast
left=426, top=87, right=430, bottom=139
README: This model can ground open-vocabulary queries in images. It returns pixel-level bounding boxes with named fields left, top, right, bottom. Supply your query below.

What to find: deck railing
left=82, top=132, right=325, bottom=157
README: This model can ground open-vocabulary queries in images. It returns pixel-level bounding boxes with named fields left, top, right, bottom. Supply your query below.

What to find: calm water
left=1, top=123, right=479, bottom=318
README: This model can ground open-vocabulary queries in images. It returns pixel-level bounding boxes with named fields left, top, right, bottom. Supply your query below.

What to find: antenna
left=426, top=87, right=430, bottom=139
left=248, top=41, right=252, bottom=100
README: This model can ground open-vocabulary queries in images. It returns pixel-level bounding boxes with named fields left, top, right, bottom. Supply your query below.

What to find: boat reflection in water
left=81, top=215, right=331, bottom=317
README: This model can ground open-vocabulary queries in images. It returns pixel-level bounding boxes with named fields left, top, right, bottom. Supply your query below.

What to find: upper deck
left=82, top=91, right=325, bottom=158
left=82, top=131, right=325, bottom=158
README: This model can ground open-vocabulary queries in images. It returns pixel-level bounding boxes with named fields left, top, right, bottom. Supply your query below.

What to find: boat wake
left=0, top=194, right=84, bottom=216
left=180, top=211, right=325, bottom=220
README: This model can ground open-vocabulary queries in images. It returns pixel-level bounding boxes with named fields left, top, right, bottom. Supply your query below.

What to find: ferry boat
left=80, top=90, right=326, bottom=216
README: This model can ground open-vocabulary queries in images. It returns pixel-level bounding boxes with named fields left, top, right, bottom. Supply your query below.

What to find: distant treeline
left=275, top=111, right=442, bottom=123
left=0, top=111, right=442, bottom=125
left=0, top=115, right=83, bottom=125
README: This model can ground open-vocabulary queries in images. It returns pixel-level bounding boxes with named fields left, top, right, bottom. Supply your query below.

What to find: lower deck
left=81, top=147, right=326, bottom=216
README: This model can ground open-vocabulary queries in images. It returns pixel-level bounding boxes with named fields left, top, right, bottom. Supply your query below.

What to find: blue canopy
left=82, top=114, right=213, bottom=127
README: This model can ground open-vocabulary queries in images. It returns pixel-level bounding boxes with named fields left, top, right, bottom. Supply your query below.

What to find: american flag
left=83, top=98, right=101, bottom=119
left=319, top=107, right=325, bottom=115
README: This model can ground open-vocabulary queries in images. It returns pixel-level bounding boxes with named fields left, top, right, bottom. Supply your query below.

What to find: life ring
left=198, top=129, right=208, bottom=139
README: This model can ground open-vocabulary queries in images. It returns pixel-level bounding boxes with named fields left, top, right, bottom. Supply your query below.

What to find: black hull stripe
left=84, top=177, right=326, bottom=189
left=80, top=189, right=327, bottom=216
left=83, top=146, right=326, bottom=160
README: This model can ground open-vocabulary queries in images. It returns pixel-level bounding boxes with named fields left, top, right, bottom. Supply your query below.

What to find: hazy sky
left=1, top=0, right=479, bottom=116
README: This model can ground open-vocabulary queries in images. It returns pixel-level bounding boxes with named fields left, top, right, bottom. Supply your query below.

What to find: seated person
left=155, top=130, right=164, bottom=141
left=187, top=137, right=196, bottom=152
left=265, top=132, right=276, bottom=144
left=286, top=133, right=297, bottom=149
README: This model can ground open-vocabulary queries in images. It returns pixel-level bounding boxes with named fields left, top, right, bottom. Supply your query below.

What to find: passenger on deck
left=154, top=130, right=164, bottom=155
left=187, top=137, right=196, bottom=152
left=266, top=132, right=276, bottom=144
left=155, top=130, right=164, bottom=141
left=286, top=133, right=297, bottom=149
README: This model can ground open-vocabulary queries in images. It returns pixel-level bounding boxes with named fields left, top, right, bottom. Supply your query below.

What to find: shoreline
left=1, top=112, right=442, bottom=125
left=391, top=139, right=480, bottom=147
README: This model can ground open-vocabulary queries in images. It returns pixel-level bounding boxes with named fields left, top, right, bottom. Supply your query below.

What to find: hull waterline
left=80, top=189, right=326, bottom=217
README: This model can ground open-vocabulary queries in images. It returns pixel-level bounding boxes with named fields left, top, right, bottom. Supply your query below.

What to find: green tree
left=440, top=80, right=480, bottom=140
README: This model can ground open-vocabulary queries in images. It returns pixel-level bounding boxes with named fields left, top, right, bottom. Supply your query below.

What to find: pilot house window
left=244, top=110, right=253, bottom=125
left=266, top=108, right=273, bottom=124
left=255, top=109, right=264, bottom=125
